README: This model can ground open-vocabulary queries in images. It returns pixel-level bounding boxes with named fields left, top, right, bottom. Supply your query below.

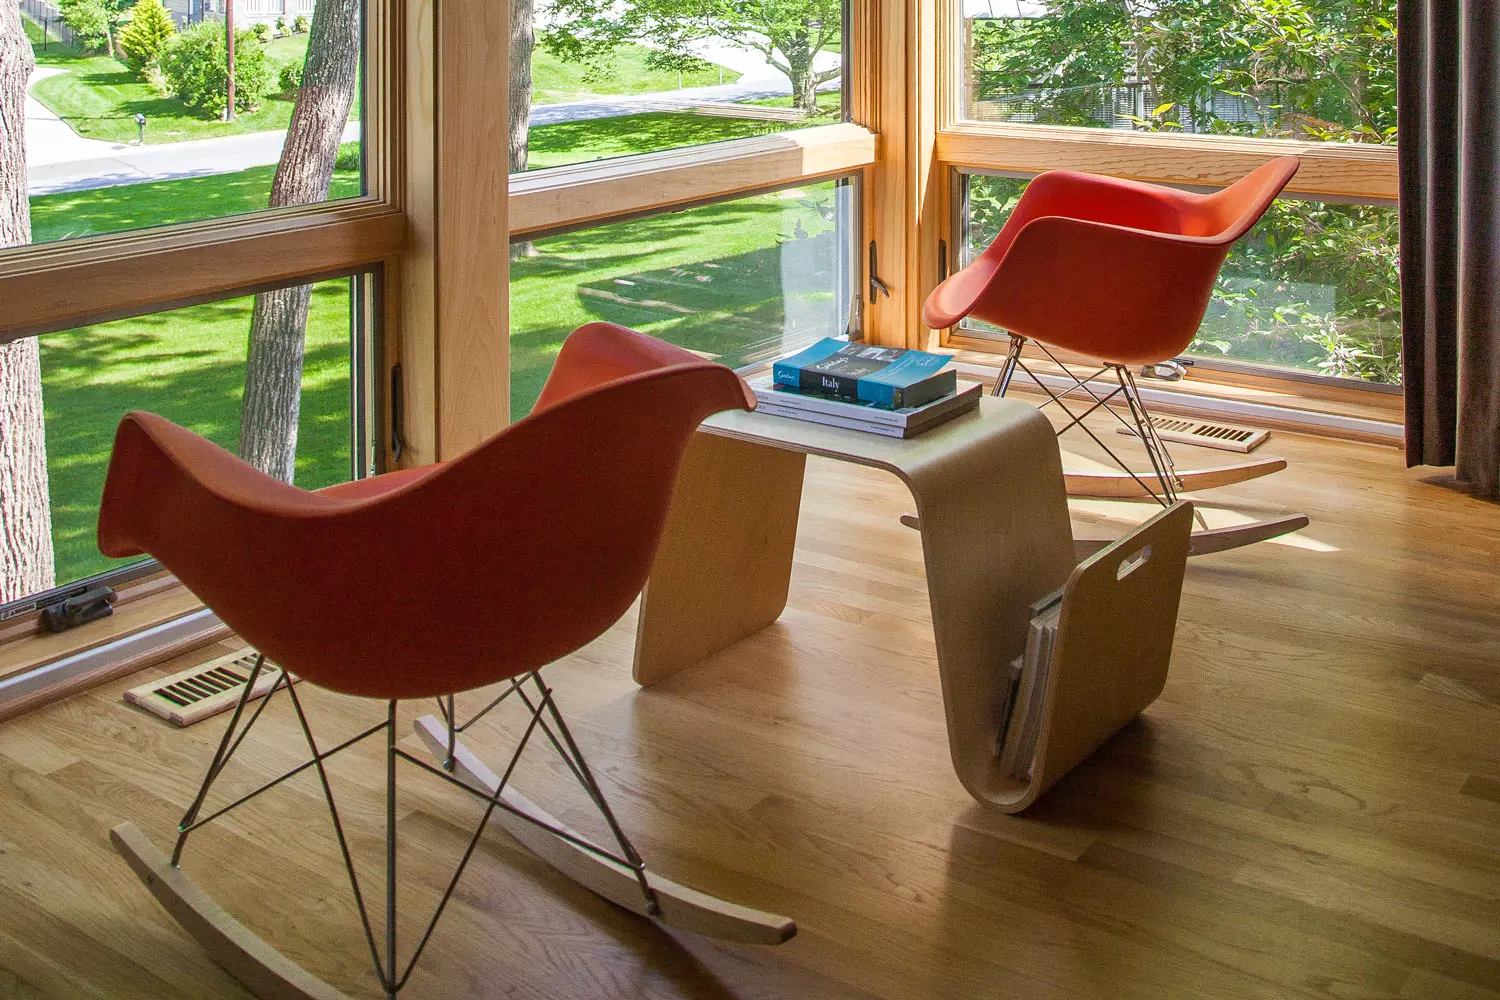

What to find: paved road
left=26, top=63, right=837, bottom=195
left=29, top=118, right=363, bottom=196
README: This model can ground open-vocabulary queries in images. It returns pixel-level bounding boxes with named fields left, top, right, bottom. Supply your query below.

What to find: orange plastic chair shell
left=923, top=156, right=1301, bottom=365
left=97, top=322, right=756, bottom=701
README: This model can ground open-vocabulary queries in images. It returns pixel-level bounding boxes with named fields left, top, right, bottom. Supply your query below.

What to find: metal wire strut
left=990, top=333, right=1186, bottom=508
left=169, top=661, right=662, bottom=997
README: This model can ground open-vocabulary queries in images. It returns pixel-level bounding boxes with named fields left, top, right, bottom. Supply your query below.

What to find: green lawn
left=40, top=282, right=354, bottom=582
left=530, top=43, right=737, bottom=104
left=525, top=94, right=844, bottom=170
left=25, top=20, right=357, bottom=145
left=510, top=180, right=844, bottom=415
left=29, top=162, right=361, bottom=242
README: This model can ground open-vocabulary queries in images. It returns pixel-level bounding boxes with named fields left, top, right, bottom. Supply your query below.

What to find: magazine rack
left=989, top=500, right=1193, bottom=812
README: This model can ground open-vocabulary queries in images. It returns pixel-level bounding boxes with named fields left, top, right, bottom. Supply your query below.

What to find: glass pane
left=960, top=172, right=1401, bottom=385
left=0, top=276, right=365, bottom=608
left=512, top=0, right=848, bottom=174
left=510, top=178, right=859, bottom=416
left=16, top=0, right=364, bottom=245
left=961, top=0, right=1397, bottom=144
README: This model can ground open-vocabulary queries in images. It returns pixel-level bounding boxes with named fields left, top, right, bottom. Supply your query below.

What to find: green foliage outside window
left=964, top=1, right=1401, bottom=384
left=118, top=0, right=175, bottom=74
left=161, top=22, right=271, bottom=117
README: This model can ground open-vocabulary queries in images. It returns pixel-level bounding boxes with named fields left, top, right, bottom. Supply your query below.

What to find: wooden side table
left=633, top=396, right=1096, bottom=810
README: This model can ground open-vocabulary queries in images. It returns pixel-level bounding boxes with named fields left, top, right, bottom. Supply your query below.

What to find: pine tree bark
left=239, top=0, right=359, bottom=482
left=510, top=0, right=537, bottom=258
left=0, top=0, right=56, bottom=603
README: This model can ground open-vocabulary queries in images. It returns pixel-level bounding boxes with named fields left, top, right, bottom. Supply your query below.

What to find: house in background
left=164, top=0, right=315, bottom=28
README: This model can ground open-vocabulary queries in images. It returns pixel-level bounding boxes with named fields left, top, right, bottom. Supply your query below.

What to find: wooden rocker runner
left=99, top=323, right=795, bottom=1000
left=922, top=156, right=1310, bottom=555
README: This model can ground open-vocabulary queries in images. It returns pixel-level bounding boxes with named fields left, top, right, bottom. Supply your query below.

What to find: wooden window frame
left=0, top=0, right=880, bottom=689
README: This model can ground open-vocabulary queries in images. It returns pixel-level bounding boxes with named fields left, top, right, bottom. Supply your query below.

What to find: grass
left=40, top=281, right=354, bottom=581
left=530, top=43, right=737, bottom=104
left=24, top=19, right=358, bottom=145
left=524, top=96, right=844, bottom=171
left=510, top=180, right=845, bottom=415
left=30, top=162, right=361, bottom=242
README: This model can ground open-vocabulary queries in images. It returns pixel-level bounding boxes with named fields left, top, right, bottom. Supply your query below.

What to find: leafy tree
left=57, top=0, right=133, bottom=58
left=965, top=0, right=1401, bottom=383
left=544, top=0, right=843, bottom=113
left=969, top=0, right=1395, bottom=142
left=162, top=22, right=271, bottom=117
left=118, top=0, right=176, bottom=75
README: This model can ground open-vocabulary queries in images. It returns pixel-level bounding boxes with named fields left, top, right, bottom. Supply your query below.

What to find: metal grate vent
left=124, top=648, right=295, bottom=727
left=1117, top=415, right=1269, bottom=454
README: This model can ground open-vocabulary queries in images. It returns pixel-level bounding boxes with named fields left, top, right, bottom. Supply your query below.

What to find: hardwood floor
left=0, top=421, right=1497, bottom=999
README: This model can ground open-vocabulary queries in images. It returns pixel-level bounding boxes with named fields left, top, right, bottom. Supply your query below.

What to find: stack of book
left=753, top=339, right=980, bottom=438
left=997, top=587, right=1064, bottom=781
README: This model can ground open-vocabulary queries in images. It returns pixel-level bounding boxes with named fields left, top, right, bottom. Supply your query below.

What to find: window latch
left=41, top=586, right=116, bottom=633
left=869, top=241, right=891, bottom=303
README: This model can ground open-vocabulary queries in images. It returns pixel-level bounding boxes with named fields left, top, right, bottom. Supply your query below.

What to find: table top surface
left=700, top=395, right=1049, bottom=474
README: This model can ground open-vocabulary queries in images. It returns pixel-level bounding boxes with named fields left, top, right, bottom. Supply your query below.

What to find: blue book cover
left=772, top=339, right=956, bottom=409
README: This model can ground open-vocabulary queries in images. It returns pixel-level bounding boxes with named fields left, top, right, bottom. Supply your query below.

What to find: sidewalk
left=28, top=119, right=363, bottom=196
left=26, top=66, right=836, bottom=196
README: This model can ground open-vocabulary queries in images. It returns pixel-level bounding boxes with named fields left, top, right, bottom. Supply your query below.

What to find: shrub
left=277, top=60, right=302, bottom=95
left=162, top=21, right=271, bottom=117
left=292, top=14, right=308, bottom=32
left=334, top=142, right=361, bottom=172
left=274, top=16, right=286, bottom=34
left=118, top=0, right=175, bottom=74
left=251, top=21, right=271, bottom=43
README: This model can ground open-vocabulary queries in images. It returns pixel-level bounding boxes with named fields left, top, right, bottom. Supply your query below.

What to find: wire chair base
left=989, top=334, right=1310, bottom=555
left=112, top=659, right=794, bottom=1000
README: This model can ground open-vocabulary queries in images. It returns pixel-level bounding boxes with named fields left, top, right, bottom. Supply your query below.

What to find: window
left=936, top=1, right=1400, bottom=391
left=960, top=0, right=1396, bottom=144
left=19, top=0, right=366, bottom=245
left=510, top=0, right=849, bottom=174
left=959, top=172, right=1401, bottom=385
left=510, top=177, right=860, bottom=415
left=0, top=274, right=374, bottom=618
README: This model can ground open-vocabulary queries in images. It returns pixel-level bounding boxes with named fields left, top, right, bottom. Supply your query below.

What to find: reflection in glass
left=961, top=173, right=1401, bottom=384
left=510, top=178, right=859, bottom=416
left=961, top=0, right=1396, bottom=144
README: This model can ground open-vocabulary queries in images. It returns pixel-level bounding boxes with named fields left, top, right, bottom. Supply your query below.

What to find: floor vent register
left=124, top=648, right=294, bottom=727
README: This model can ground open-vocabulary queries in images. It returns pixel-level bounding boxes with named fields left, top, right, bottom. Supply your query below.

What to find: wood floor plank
left=0, top=424, right=1496, bottom=998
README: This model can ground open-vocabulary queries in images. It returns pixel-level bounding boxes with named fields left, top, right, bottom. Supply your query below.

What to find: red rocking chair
left=924, top=156, right=1309, bottom=554
left=102, top=322, right=794, bottom=1000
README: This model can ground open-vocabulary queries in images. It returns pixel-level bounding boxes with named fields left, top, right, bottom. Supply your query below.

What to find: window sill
left=941, top=342, right=1403, bottom=446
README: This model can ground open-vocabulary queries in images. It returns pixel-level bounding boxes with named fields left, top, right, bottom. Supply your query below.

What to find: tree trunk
left=792, top=64, right=818, bottom=114
left=239, top=0, right=359, bottom=482
left=0, top=1, right=55, bottom=602
left=509, top=0, right=538, bottom=258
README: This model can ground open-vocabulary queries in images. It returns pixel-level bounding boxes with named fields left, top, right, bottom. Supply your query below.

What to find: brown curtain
left=1399, top=1, right=1500, bottom=499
